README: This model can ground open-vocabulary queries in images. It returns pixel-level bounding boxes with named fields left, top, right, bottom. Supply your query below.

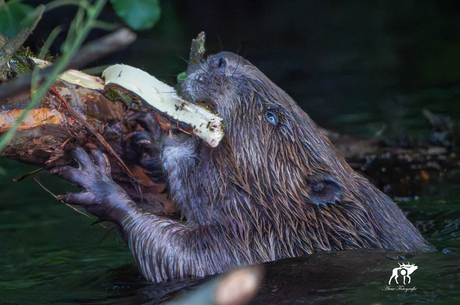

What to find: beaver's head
left=177, top=51, right=430, bottom=253
left=180, top=51, right=346, bottom=208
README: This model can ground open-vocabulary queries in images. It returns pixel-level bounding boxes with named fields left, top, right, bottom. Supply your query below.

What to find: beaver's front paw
left=51, top=147, right=135, bottom=223
left=128, top=131, right=167, bottom=184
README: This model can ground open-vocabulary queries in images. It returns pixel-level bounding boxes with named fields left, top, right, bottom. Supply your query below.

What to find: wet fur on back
left=56, top=52, right=431, bottom=283
left=174, top=51, right=428, bottom=253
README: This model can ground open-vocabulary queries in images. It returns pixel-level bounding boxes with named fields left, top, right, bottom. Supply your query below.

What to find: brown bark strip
left=51, top=89, right=137, bottom=182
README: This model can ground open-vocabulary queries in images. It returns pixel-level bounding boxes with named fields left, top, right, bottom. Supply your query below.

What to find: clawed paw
left=51, top=146, right=132, bottom=221
left=129, top=131, right=167, bottom=183
left=51, top=146, right=112, bottom=189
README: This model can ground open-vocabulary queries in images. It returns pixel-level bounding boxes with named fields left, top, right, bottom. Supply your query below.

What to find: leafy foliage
left=110, top=0, right=161, bottom=30
left=0, top=0, right=35, bottom=38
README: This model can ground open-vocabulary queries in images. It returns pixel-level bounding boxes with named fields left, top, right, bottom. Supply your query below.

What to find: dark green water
left=1, top=158, right=460, bottom=304
left=0, top=160, right=137, bottom=304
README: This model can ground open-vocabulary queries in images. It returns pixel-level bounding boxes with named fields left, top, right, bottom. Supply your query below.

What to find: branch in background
left=0, top=34, right=6, bottom=50
left=67, top=27, right=136, bottom=69
left=0, top=5, right=45, bottom=75
left=0, top=28, right=137, bottom=104
left=189, top=31, right=206, bottom=64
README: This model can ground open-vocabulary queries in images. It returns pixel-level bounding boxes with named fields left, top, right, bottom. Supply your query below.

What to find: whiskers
left=178, top=55, right=210, bottom=77
left=232, top=56, right=241, bottom=78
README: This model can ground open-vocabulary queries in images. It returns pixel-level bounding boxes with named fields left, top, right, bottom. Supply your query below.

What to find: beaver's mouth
left=194, top=100, right=217, bottom=115
left=103, top=64, right=224, bottom=147
left=177, top=73, right=219, bottom=115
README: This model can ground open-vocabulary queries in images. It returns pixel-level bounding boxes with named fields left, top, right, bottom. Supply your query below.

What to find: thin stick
left=33, top=176, right=57, bottom=199
left=13, top=167, right=44, bottom=182
left=33, top=175, right=104, bottom=226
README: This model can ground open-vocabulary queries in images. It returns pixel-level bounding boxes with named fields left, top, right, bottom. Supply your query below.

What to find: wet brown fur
left=55, top=52, right=431, bottom=283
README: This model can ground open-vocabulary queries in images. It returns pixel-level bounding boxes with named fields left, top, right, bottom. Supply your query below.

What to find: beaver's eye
left=266, top=111, right=278, bottom=126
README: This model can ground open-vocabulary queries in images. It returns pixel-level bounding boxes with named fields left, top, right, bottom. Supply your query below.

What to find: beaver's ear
left=307, top=177, right=343, bottom=206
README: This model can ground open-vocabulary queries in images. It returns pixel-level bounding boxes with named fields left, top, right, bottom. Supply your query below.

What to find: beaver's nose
left=211, top=56, right=228, bottom=69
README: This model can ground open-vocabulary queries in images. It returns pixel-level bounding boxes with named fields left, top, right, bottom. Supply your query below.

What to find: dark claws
left=50, top=146, right=135, bottom=223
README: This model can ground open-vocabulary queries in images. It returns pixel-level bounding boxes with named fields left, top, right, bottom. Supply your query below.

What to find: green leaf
left=110, top=0, right=160, bottom=31
left=0, top=0, right=35, bottom=38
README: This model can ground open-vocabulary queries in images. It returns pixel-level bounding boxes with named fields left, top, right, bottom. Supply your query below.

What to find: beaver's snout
left=179, top=52, right=245, bottom=114
left=207, top=52, right=248, bottom=76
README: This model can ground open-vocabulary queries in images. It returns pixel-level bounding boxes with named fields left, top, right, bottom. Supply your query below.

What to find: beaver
left=51, top=51, right=431, bottom=283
